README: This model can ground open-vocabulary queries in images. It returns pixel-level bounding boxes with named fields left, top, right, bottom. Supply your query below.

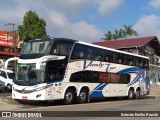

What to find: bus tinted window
left=51, top=41, right=74, bottom=56
left=71, top=43, right=149, bottom=68
left=127, top=55, right=134, bottom=66
left=143, top=58, right=149, bottom=68
left=70, top=71, right=130, bottom=84
left=104, top=50, right=115, bottom=63
left=71, top=44, right=91, bottom=59
left=91, top=48, right=103, bottom=61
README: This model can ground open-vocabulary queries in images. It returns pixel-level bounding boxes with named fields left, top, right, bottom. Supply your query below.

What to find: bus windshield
left=20, top=39, right=75, bottom=58
left=15, top=63, right=46, bottom=86
left=21, top=40, right=53, bottom=54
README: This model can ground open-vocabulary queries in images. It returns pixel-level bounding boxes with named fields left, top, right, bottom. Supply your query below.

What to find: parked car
left=0, top=69, right=14, bottom=91
left=0, top=80, right=5, bottom=92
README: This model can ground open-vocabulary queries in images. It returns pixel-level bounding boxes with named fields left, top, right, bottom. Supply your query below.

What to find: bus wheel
left=63, top=89, right=75, bottom=105
left=77, top=89, right=88, bottom=104
left=135, top=89, right=141, bottom=99
left=128, top=89, right=134, bottom=100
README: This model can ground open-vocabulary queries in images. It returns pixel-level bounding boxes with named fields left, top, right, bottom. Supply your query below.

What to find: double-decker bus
left=5, top=38, right=150, bottom=104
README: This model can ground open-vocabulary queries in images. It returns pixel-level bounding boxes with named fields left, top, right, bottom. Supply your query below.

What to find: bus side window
left=135, top=57, right=139, bottom=67
left=104, top=51, right=112, bottom=62
left=139, top=59, right=143, bottom=67
left=117, top=53, right=124, bottom=64
left=91, top=48, right=103, bottom=61
left=110, top=73, right=120, bottom=83
left=144, top=59, right=149, bottom=68
left=127, top=55, right=134, bottom=66
left=71, top=44, right=90, bottom=60
left=111, top=53, right=116, bottom=63
left=99, top=73, right=110, bottom=83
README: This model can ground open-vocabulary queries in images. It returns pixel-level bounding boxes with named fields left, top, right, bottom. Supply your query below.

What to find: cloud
left=46, top=10, right=103, bottom=42
left=133, top=15, right=160, bottom=39
left=97, top=0, right=124, bottom=15
left=0, top=6, right=27, bottom=30
left=0, top=0, right=103, bottom=42
left=43, top=0, right=93, bottom=17
left=149, top=0, right=160, bottom=10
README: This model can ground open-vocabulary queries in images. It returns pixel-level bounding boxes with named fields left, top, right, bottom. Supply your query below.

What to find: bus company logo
left=83, top=60, right=116, bottom=71
left=76, top=62, right=81, bottom=68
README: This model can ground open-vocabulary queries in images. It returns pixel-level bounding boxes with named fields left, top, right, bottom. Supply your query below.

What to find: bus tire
left=135, top=89, right=141, bottom=99
left=63, top=89, right=75, bottom=105
left=77, top=89, right=88, bottom=104
left=128, top=88, right=134, bottom=100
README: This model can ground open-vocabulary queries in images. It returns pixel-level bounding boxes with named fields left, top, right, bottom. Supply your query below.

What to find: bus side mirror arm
left=36, top=55, right=59, bottom=69
left=4, top=57, right=19, bottom=69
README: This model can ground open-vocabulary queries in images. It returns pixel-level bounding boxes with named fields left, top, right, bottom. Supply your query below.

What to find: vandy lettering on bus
left=83, top=60, right=116, bottom=71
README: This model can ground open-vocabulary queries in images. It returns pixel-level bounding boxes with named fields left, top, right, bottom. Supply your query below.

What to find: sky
left=0, top=0, right=160, bottom=43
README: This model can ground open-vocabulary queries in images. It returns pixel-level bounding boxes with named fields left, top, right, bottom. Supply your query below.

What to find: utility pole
left=5, top=23, right=16, bottom=71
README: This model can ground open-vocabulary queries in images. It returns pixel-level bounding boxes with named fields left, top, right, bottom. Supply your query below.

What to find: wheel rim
left=80, top=91, right=86, bottom=101
left=7, top=85, right=11, bottom=90
left=136, top=91, right=140, bottom=97
left=129, top=91, right=133, bottom=98
left=65, top=92, right=73, bottom=103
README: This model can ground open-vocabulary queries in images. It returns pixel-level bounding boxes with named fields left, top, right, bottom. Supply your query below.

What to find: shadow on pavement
left=14, top=95, right=156, bottom=108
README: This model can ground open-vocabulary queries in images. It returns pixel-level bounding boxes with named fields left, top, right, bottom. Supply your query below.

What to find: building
left=0, top=29, right=20, bottom=68
left=93, top=36, right=160, bottom=84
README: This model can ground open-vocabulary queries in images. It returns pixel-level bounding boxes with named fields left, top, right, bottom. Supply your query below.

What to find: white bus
left=6, top=38, right=150, bottom=104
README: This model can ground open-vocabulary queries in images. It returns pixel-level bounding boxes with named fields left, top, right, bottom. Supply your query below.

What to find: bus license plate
left=22, top=96, right=28, bottom=99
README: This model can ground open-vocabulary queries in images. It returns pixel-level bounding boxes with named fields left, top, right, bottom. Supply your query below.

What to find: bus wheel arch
left=135, top=87, right=141, bottom=99
left=128, top=87, right=134, bottom=100
left=63, top=86, right=76, bottom=105
left=77, top=87, right=89, bottom=104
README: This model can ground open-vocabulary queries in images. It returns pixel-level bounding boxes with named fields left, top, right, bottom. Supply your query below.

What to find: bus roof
left=28, top=38, right=77, bottom=42
left=77, top=41, right=149, bottom=59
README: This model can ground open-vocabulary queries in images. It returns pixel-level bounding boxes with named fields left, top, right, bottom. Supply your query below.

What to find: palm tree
left=113, top=29, right=124, bottom=40
left=102, top=31, right=114, bottom=40
left=123, top=25, right=138, bottom=38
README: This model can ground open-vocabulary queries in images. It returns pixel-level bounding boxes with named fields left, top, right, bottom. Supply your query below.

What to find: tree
left=102, top=31, right=114, bottom=40
left=113, top=29, right=124, bottom=40
left=103, top=25, right=138, bottom=40
left=18, top=10, right=47, bottom=43
left=123, top=25, right=138, bottom=38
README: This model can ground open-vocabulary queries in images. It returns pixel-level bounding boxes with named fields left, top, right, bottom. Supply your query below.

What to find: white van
left=0, top=69, right=14, bottom=91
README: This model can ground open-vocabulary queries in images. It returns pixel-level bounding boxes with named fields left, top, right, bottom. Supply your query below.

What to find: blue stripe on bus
left=21, top=79, right=63, bottom=91
left=117, top=67, right=141, bottom=86
left=22, top=85, right=39, bottom=91
left=90, top=83, right=108, bottom=98
left=117, top=67, right=139, bottom=74
left=47, top=79, right=63, bottom=84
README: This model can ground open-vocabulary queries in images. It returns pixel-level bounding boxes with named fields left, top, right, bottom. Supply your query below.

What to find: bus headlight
left=36, top=94, right=42, bottom=98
